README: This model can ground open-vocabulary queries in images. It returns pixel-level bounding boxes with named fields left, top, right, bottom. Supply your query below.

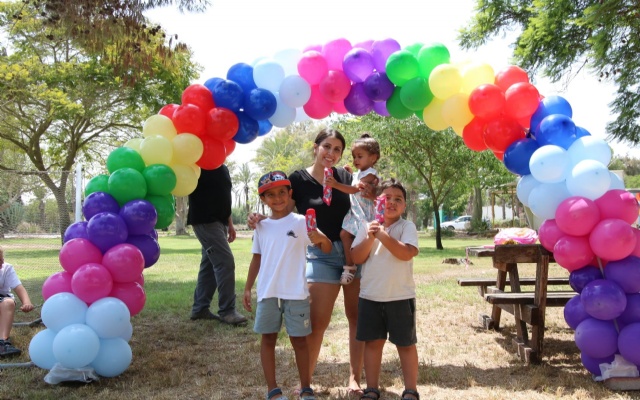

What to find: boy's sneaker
left=0, top=339, right=22, bottom=357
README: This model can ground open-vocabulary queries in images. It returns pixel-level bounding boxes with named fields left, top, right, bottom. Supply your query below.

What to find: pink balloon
left=134, top=274, right=145, bottom=287
left=322, top=38, right=352, bottom=71
left=554, top=235, right=595, bottom=272
left=555, top=196, right=601, bottom=237
left=595, top=189, right=639, bottom=225
left=333, top=101, right=348, bottom=114
left=538, top=219, right=565, bottom=252
left=59, top=238, right=103, bottom=275
left=42, top=271, right=73, bottom=300
left=590, top=218, right=637, bottom=261
left=631, top=228, right=640, bottom=258
left=319, top=70, right=351, bottom=103
left=297, top=51, right=328, bottom=86
left=110, top=282, right=146, bottom=316
left=102, top=243, right=145, bottom=283
left=302, top=44, right=322, bottom=53
left=303, top=85, right=333, bottom=119
left=71, top=263, right=113, bottom=304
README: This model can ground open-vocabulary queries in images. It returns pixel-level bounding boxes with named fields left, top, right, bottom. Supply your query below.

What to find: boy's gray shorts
left=254, top=297, right=311, bottom=337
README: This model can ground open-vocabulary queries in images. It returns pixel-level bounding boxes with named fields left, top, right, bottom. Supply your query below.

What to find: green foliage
left=254, top=121, right=322, bottom=175
left=0, top=196, right=24, bottom=234
left=231, top=206, right=247, bottom=227
left=625, top=174, right=640, bottom=189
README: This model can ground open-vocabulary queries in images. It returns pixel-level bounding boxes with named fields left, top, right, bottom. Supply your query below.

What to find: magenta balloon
left=342, top=48, right=375, bottom=83
left=590, top=218, right=637, bottom=261
left=319, top=70, right=351, bottom=103
left=618, top=323, right=640, bottom=366
left=59, top=238, right=103, bottom=274
left=297, top=51, right=328, bottom=86
left=109, top=282, right=146, bottom=316
left=42, top=271, right=73, bottom=300
left=575, top=318, right=618, bottom=358
left=538, top=219, right=565, bottom=252
left=126, top=234, right=161, bottom=268
left=554, top=235, right=595, bottom=272
left=619, top=294, right=640, bottom=327
left=595, top=189, right=640, bottom=225
left=564, top=295, right=588, bottom=330
left=321, top=38, right=352, bottom=71
left=102, top=243, right=145, bottom=283
left=344, top=83, right=374, bottom=116
left=303, top=44, right=322, bottom=52
left=603, top=255, right=640, bottom=293
left=303, top=85, right=333, bottom=119
left=371, top=38, right=401, bottom=72
left=581, top=352, right=615, bottom=376
left=87, top=212, right=129, bottom=254
left=363, top=72, right=394, bottom=102
left=555, top=196, right=601, bottom=236
left=569, top=265, right=603, bottom=293
left=581, top=279, right=627, bottom=320
left=82, top=191, right=120, bottom=220
left=373, top=101, right=390, bottom=117
left=71, top=262, right=114, bottom=304
left=63, top=221, right=89, bottom=243
left=119, top=199, right=158, bottom=236
left=631, top=229, right=640, bottom=258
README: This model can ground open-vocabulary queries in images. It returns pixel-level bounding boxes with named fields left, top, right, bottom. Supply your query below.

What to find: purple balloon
left=82, top=191, right=120, bottom=220
left=87, top=212, right=128, bottom=253
left=564, top=295, right=589, bottom=330
left=575, top=318, right=618, bottom=358
left=63, top=221, right=89, bottom=243
left=126, top=234, right=160, bottom=268
left=363, top=72, right=394, bottom=102
left=581, top=279, right=627, bottom=320
left=119, top=199, right=158, bottom=236
left=147, top=229, right=158, bottom=240
left=371, top=38, right=401, bottom=72
left=343, top=48, right=375, bottom=83
left=604, top=256, right=640, bottom=294
left=618, top=323, right=640, bottom=366
left=373, top=101, right=390, bottom=117
left=581, top=352, right=615, bottom=376
left=618, top=293, right=640, bottom=327
left=344, top=83, right=373, bottom=116
left=569, top=265, right=603, bottom=294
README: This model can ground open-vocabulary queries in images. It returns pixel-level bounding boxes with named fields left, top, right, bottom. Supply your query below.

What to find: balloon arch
left=28, top=38, right=640, bottom=379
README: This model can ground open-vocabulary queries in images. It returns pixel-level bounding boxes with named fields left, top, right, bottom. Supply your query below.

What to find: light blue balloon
left=29, top=329, right=57, bottom=370
left=609, top=171, right=626, bottom=190
left=120, top=322, right=133, bottom=342
left=567, top=136, right=612, bottom=166
left=91, top=338, right=132, bottom=378
left=529, top=145, right=571, bottom=183
left=516, top=174, right=541, bottom=207
left=253, top=59, right=285, bottom=92
left=52, top=324, right=100, bottom=369
left=528, top=182, right=571, bottom=220
left=566, top=160, right=611, bottom=200
left=268, top=95, right=296, bottom=128
left=41, top=292, right=88, bottom=332
left=279, top=75, right=311, bottom=108
left=86, top=297, right=131, bottom=339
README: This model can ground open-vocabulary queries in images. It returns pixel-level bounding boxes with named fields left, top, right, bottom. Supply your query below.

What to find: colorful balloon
left=590, top=218, right=637, bottom=261
left=555, top=196, right=601, bottom=237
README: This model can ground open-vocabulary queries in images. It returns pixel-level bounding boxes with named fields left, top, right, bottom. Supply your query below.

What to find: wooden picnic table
left=458, top=244, right=575, bottom=364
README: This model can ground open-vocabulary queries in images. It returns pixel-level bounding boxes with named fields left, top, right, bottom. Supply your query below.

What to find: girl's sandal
left=299, top=387, right=316, bottom=400
left=340, top=265, right=357, bottom=285
left=360, top=387, right=380, bottom=400
left=267, top=387, right=288, bottom=400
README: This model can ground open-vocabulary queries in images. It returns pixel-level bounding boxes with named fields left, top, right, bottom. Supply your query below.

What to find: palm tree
left=232, top=163, right=256, bottom=217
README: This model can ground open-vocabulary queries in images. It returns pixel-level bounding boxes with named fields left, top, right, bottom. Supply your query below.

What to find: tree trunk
left=174, top=196, right=188, bottom=235
left=407, top=188, right=418, bottom=227
left=472, top=186, right=483, bottom=222
left=39, top=171, right=70, bottom=243
left=432, top=199, right=443, bottom=250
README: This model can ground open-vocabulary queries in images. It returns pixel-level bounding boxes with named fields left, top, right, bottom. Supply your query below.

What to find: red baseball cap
left=258, top=171, right=291, bottom=194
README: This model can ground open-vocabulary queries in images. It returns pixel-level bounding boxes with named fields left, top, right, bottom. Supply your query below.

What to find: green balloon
left=385, top=50, right=420, bottom=87
left=415, top=109, right=424, bottom=121
left=85, top=174, right=110, bottom=196
left=108, top=167, right=147, bottom=206
left=145, top=194, right=175, bottom=229
left=143, top=164, right=177, bottom=196
left=106, top=147, right=146, bottom=174
left=417, top=42, right=450, bottom=79
left=400, top=77, right=433, bottom=111
left=386, top=88, right=414, bottom=120
left=405, top=42, right=424, bottom=57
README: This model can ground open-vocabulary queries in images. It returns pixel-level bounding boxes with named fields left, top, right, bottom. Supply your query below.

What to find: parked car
left=441, top=215, right=472, bottom=230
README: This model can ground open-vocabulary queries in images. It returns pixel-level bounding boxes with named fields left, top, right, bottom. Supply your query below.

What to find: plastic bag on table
left=44, top=363, right=99, bottom=385
left=494, top=227, right=538, bottom=245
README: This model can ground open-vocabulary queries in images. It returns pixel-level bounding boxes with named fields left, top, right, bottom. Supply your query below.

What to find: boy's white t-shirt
left=0, top=263, right=22, bottom=298
left=251, top=213, right=311, bottom=302
left=352, top=219, right=419, bottom=302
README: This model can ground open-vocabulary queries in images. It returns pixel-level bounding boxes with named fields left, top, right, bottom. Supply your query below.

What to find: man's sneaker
left=0, top=339, right=21, bottom=357
left=219, top=310, right=248, bottom=326
left=190, top=309, right=221, bottom=321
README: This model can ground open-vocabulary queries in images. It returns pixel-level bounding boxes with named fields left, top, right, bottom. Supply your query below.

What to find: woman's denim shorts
left=305, top=240, right=362, bottom=284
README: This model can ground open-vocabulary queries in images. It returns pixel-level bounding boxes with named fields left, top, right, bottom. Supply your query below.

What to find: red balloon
left=172, top=104, right=207, bottom=136
left=206, top=107, right=239, bottom=141
left=182, top=84, right=216, bottom=112
left=505, top=82, right=540, bottom=120
left=554, top=235, right=595, bottom=272
left=158, top=103, right=179, bottom=119
left=468, top=84, right=505, bottom=120
left=483, top=116, right=526, bottom=153
left=303, top=85, right=333, bottom=119
left=197, top=136, right=226, bottom=170
left=462, top=118, right=488, bottom=151
left=538, top=219, right=564, bottom=252
left=495, top=65, right=530, bottom=92
left=319, top=70, right=351, bottom=103
left=493, top=151, right=504, bottom=161
left=109, top=282, right=146, bottom=316
left=223, top=139, right=236, bottom=156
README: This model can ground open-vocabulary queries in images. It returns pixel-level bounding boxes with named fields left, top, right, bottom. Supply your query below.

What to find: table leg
left=491, top=267, right=507, bottom=330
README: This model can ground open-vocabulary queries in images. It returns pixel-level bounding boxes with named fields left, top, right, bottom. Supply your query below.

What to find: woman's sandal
left=360, top=387, right=380, bottom=400
left=401, top=389, right=420, bottom=400
left=267, top=387, right=288, bottom=400
left=299, top=387, right=316, bottom=400
left=340, top=265, right=357, bottom=285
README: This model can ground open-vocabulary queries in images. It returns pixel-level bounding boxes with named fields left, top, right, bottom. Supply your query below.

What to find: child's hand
left=242, top=290, right=252, bottom=313
left=343, top=164, right=353, bottom=174
left=324, top=175, right=337, bottom=188
left=20, top=303, right=34, bottom=313
left=308, top=231, right=323, bottom=246
left=366, top=221, right=381, bottom=237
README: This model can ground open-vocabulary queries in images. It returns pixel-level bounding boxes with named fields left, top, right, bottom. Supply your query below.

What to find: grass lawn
left=0, top=234, right=632, bottom=399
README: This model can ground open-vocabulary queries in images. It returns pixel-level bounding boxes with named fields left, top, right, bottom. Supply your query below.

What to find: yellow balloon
left=451, top=123, right=465, bottom=137
left=124, top=138, right=142, bottom=152
left=461, top=62, right=495, bottom=94
left=191, top=164, right=201, bottom=180
left=172, top=133, right=204, bottom=165
left=428, top=64, right=462, bottom=100
left=143, top=115, right=177, bottom=140
left=441, top=93, right=473, bottom=130
left=139, top=135, right=173, bottom=166
left=422, top=99, right=448, bottom=131
left=171, top=163, right=198, bottom=197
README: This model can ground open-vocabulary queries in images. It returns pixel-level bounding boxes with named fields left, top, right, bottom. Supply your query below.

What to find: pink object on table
left=322, top=167, right=333, bottom=205
left=494, top=228, right=538, bottom=245
left=375, top=195, right=386, bottom=223
left=305, top=209, right=317, bottom=231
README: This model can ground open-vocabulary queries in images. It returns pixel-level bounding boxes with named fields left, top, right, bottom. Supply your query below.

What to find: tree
left=0, top=2, right=199, bottom=236
left=232, top=163, right=256, bottom=218
left=458, top=0, right=640, bottom=144
left=254, top=122, right=323, bottom=176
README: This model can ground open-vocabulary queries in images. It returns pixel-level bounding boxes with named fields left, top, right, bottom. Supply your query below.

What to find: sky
left=144, top=0, right=636, bottom=165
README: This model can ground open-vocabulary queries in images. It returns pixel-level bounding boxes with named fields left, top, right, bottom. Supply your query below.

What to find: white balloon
left=529, top=145, right=571, bottom=183
left=279, top=75, right=311, bottom=108
left=41, top=292, right=88, bottom=332
left=566, top=159, right=611, bottom=200
left=273, top=48, right=303, bottom=77
left=268, top=93, right=296, bottom=128
left=86, top=297, right=131, bottom=339
left=608, top=171, right=626, bottom=190
left=567, top=136, right=612, bottom=166
left=516, top=174, right=540, bottom=207
left=528, top=182, right=571, bottom=220
left=253, top=59, right=285, bottom=92
left=53, top=324, right=100, bottom=369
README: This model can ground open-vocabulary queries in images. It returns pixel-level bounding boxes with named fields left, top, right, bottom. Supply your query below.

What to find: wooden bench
left=457, top=277, right=570, bottom=296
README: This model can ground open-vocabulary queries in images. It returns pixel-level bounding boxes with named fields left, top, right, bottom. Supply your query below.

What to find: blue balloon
left=52, top=323, right=100, bottom=369
left=203, top=77, right=223, bottom=94
left=86, top=297, right=131, bottom=339
left=244, top=88, right=277, bottom=120
left=529, top=95, right=573, bottom=134
left=91, top=338, right=132, bottom=377
left=82, top=191, right=120, bottom=220
left=227, top=63, right=257, bottom=93
left=258, top=119, right=273, bottom=136
left=29, top=329, right=58, bottom=370
left=576, top=126, right=591, bottom=138
left=363, top=72, right=394, bottom=101
left=232, top=112, right=259, bottom=144
left=503, top=138, right=539, bottom=175
left=63, top=221, right=89, bottom=243
left=537, top=114, right=577, bottom=149
left=212, top=79, right=244, bottom=112
left=41, top=292, right=88, bottom=332
left=569, top=265, right=603, bottom=293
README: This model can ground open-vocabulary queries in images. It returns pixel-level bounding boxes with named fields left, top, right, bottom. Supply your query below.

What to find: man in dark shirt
left=188, top=164, right=247, bottom=326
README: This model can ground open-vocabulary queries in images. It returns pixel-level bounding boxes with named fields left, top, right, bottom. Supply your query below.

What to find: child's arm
left=242, top=254, right=261, bottom=313
left=324, top=175, right=360, bottom=195
left=351, top=221, right=378, bottom=264
left=308, top=229, right=332, bottom=253
left=13, top=285, right=34, bottom=312
left=374, top=228, right=419, bottom=261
